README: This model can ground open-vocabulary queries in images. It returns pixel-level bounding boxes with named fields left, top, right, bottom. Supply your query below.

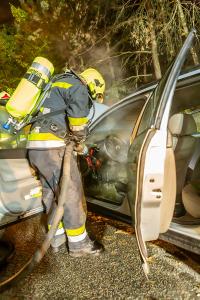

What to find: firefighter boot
left=49, top=222, right=67, bottom=253
left=51, top=233, right=67, bottom=253
left=68, top=235, right=104, bottom=257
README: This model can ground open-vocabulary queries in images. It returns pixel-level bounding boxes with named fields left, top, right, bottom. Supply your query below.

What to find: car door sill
left=0, top=206, right=44, bottom=229
left=160, top=222, right=200, bottom=255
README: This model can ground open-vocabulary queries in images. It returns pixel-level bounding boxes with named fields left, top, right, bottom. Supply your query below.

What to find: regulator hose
left=0, top=142, right=74, bottom=290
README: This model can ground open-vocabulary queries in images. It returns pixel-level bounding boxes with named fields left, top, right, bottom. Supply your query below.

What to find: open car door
left=127, top=29, right=196, bottom=276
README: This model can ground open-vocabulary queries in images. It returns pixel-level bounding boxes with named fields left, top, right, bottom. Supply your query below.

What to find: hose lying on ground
left=0, top=142, right=74, bottom=290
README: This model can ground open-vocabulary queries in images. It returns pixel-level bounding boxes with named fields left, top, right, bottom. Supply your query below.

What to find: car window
left=82, top=97, right=146, bottom=206
left=192, top=110, right=200, bottom=131
left=136, top=93, right=154, bottom=136
left=88, top=102, right=109, bottom=123
left=136, top=64, right=174, bottom=136
left=87, top=98, right=146, bottom=145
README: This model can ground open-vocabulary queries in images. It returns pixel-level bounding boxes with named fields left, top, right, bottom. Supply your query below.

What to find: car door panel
left=139, top=129, right=167, bottom=241
left=160, top=142, right=176, bottom=233
left=127, top=29, right=196, bottom=275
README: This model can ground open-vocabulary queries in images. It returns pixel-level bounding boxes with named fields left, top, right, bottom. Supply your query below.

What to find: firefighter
left=27, top=68, right=105, bottom=256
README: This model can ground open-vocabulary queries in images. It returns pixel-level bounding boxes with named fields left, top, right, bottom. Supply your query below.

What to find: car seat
left=168, top=113, right=197, bottom=217
left=182, top=155, right=200, bottom=218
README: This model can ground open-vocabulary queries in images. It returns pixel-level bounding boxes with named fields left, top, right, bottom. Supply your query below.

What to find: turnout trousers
left=28, top=146, right=86, bottom=231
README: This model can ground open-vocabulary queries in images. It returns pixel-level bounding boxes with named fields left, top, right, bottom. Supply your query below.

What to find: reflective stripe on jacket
left=26, top=132, right=65, bottom=149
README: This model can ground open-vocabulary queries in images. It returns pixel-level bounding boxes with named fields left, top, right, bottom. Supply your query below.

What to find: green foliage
left=10, top=5, right=28, bottom=24
left=1, top=1, right=200, bottom=102
left=0, top=1, right=105, bottom=94
left=0, top=5, right=50, bottom=91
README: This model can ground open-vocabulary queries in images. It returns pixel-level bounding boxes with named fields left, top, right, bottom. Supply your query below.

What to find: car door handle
left=152, top=189, right=162, bottom=199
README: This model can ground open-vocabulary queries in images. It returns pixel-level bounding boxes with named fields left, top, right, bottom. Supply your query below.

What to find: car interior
left=169, top=78, right=200, bottom=224
left=82, top=96, right=146, bottom=215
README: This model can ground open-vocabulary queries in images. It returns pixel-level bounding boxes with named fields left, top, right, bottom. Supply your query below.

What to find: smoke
left=80, top=44, right=126, bottom=105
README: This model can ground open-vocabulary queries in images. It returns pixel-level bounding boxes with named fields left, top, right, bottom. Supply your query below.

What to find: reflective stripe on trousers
left=48, top=222, right=65, bottom=236
left=48, top=223, right=87, bottom=241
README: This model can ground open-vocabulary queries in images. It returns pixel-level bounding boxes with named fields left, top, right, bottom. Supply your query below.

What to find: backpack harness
left=15, top=70, right=95, bottom=140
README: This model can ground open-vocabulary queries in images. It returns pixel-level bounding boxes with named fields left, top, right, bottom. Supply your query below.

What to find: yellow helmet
left=80, top=68, right=105, bottom=102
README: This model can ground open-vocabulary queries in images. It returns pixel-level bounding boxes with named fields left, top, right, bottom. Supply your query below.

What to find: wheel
left=0, top=239, right=15, bottom=267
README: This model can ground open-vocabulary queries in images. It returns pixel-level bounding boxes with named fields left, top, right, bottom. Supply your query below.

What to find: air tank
left=6, top=57, right=54, bottom=120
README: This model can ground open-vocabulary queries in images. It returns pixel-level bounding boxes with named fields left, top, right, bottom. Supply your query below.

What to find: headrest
left=168, top=113, right=196, bottom=136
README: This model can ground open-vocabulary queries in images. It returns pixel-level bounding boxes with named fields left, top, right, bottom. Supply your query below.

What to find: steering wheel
left=102, top=134, right=128, bottom=163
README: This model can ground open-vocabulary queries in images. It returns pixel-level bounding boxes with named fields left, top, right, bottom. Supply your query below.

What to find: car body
left=0, top=29, right=200, bottom=273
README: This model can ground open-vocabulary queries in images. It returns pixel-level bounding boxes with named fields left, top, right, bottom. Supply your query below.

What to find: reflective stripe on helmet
left=88, top=82, right=96, bottom=99
left=51, top=82, right=73, bottom=89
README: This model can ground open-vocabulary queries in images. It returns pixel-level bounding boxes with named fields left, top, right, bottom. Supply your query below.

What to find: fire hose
left=0, top=141, right=74, bottom=290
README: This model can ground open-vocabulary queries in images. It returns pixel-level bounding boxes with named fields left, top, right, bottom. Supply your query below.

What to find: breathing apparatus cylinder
left=4, top=57, right=54, bottom=130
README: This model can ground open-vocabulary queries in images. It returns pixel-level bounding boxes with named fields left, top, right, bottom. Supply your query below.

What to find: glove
left=74, top=143, right=88, bottom=156
left=69, top=125, right=88, bottom=155
left=69, top=126, right=88, bottom=143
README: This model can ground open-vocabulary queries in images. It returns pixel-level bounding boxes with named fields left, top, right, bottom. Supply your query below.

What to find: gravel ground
left=0, top=212, right=200, bottom=300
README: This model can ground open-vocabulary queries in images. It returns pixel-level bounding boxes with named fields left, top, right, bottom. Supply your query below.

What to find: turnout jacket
left=27, top=72, right=90, bottom=149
